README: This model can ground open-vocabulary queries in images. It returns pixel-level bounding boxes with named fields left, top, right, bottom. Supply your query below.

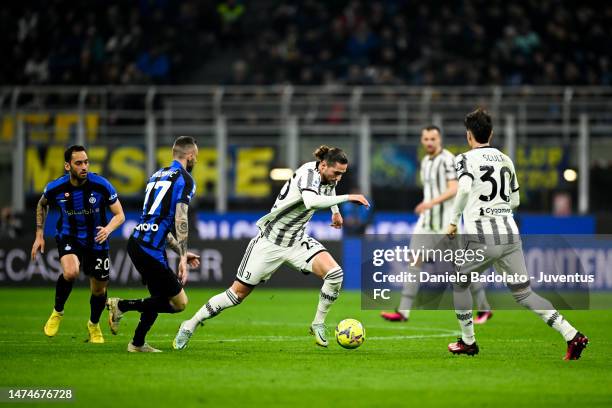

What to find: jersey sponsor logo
left=65, top=208, right=95, bottom=216
left=479, top=207, right=513, bottom=216
left=64, top=192, right=70, bottom=198
left=64, top=244, right=72, bottom=251
left=135, top=222, right=159, bottom=232
left=89, top=196, right=97, bottom=204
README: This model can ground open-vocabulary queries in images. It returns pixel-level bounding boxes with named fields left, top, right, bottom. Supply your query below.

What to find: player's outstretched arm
left=31, top=195, right=48, bottom=260
left=302, top=190, right=370, bottom=210
left=95, top=200, right=125, bottom=244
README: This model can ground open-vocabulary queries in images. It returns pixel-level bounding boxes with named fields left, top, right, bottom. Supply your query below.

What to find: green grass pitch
left=1, top=287, right=611, bottom=407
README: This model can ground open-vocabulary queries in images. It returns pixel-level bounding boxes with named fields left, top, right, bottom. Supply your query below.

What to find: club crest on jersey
left=455, top=160, right=465, bottom=172
left=89, top=196, right=97, bottom=204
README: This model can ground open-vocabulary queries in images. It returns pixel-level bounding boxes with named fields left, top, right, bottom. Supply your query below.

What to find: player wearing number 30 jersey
left=446, top=108, right=588, bottom=360
left=173, top=145, right=370, bottom=349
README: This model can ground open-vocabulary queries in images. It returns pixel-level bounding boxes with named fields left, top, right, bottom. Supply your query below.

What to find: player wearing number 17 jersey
left=446, top=108, right=588, bottom=360
left=106, top=136, right=201, bottom=352
left=173, top=145, right=370, bottom=350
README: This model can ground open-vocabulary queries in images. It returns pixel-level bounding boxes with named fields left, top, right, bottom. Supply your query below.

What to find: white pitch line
left=0, top=332, right=460, bottom=345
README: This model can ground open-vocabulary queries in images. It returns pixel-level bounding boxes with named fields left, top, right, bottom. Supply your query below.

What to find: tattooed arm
left=31, top=195, right=49, bottom=260
left=175, top=203, right=189, bottom=257
left=167, top=231, right=201, bottom=268
left=174, top=202, right=193, bottom=284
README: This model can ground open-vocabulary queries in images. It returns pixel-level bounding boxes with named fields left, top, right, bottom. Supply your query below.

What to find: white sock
left=456, top=309, right=475, bottom=345
left=398, top=266, right=420, bottom=318
left=185, top=289, right=241, bottom=332
left=453, top=284, right=475, bottom=344
left=313, top=267, right=343, bottom=325
left=513, top=289, right=577, bottom=341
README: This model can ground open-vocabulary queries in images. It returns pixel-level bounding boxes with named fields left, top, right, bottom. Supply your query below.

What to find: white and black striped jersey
left=256, top=161, right=337, bottom=247
left=420, top=149, right=456, bottom=232
left=455, top=147, right=520, bottom=243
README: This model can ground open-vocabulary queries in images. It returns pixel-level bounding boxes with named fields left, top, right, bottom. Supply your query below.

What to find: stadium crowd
left=2, top=0, right=611, bottom=87
left=0, top=0, right=225, bottom=85
left=234, top=0, right=612, bottom=86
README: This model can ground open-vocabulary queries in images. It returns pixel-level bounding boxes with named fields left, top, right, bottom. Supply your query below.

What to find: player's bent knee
left=63, top=269, right=79, bottom=282
left=231, top=280, right=253, bottom=300
left=171, top=299, right=187, bottom=312
left=170, top=291, right=188, bottom=312
left=509, top=284, right=533, bottom=304
left=324, top=267, right=344, bottom=289
left=91, top=286, right=106, bottom=296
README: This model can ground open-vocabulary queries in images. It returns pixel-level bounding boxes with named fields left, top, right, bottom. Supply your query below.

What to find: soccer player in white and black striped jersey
left=381, top=126, right=492, bottom=323
left=173, top=146, right=370, bottom=349
left=446, top=108, right=588, bottom=360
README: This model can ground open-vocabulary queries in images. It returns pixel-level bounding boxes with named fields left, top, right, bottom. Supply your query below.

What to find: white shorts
left=455, top=241, right=529, bottom=289
left=235, top=234, right=328, bottom=286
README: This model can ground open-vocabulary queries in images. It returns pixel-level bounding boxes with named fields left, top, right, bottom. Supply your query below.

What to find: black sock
left=132, top=311, right=158, bottom=347
left=54, top=275, right=74, bottom=312
left=89, top=292, right=107, bottom=324
left=118, top=297, right=177, bottom=314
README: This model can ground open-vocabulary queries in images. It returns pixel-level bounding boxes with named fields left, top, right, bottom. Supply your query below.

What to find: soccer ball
left=335, top=318, right=365, bottom=349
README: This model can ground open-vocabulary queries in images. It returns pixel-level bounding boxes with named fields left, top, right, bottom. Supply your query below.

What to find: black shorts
left=56, top=236, right=110, bottom=281
left=127, top=236, right=182, bottom=298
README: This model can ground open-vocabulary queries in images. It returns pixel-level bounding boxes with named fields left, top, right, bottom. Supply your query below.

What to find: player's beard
left=70, top=168, right=88, bottom=183
left=186, top=159, right=195, bottom=173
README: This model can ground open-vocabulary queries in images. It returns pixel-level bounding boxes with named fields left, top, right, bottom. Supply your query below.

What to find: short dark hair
left=64, top=145, right=87, bottom=163
left=464, top=108, right=492, bottom=143
left=313, top=145, right=348, bottom=165
left=422, top=125, right=441, bottom=135
left=173, top=136, right=197, bottom=157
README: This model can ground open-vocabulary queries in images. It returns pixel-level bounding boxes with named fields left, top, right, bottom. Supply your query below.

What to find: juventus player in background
left=173, top=146, right=370, bottom=349
left=381, top=126, right=492, bottom=323
left=447, top=108, right=588, bottom=360
left=106, top=136, right=201, bottom=352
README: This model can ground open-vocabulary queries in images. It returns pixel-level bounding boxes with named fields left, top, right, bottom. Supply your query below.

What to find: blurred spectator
left=0, top=207, right=22, bottom=239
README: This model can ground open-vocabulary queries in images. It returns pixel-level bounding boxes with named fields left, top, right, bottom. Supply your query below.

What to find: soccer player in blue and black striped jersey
left=106, top=136, right=201, bottom=352
left=31, top=145, right=125, bottom=344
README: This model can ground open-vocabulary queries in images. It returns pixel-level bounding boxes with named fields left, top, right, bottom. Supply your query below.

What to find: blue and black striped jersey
left=132, top=160, right=195, bottom=252
left=43, top=173, right=119, bottom=250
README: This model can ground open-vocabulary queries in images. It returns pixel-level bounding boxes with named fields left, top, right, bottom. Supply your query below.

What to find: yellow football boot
left=87, top=321, right=105, bottom=344
left=43, top=309, right=63, bottom=337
